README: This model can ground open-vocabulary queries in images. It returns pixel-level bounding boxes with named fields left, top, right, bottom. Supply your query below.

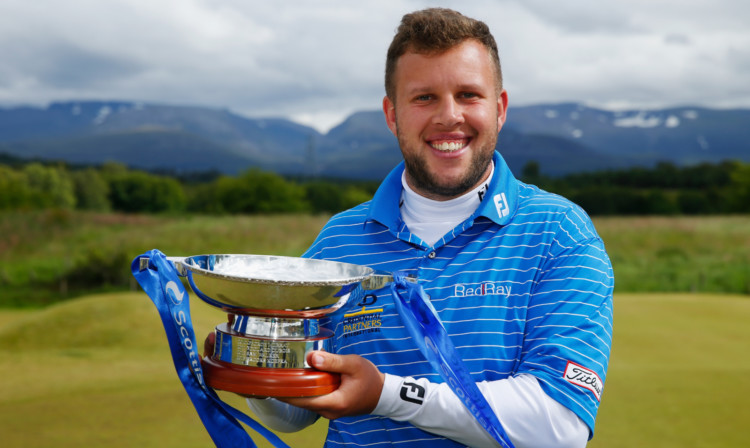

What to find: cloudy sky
left=1, top=0, right=748, bottom=132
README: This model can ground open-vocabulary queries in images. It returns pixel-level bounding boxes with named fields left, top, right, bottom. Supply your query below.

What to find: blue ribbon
left=131, top=249, right=290, bottom=448
left=390, top=273, right=516, bottom=448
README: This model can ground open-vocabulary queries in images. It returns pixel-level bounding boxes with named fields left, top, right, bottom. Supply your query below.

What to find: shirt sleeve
left=516, top=213, right=614, bottom=435
left=374, top=373, right=588, bottom=448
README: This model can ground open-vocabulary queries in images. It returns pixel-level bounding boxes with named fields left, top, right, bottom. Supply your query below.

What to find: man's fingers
left=307, top=351, right=357, bottom=374
left=281, top=353, right=385, bottom=420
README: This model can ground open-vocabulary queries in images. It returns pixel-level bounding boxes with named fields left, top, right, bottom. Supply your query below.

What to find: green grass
left=589, top=293, right=750, bottom=447
left=595, top=216, right=750, bottom=294
left=0, top=292, right=328, bottom=447
left=1, top=291, right=748, bottom=447
left=0, top=211, right=331, bottom=306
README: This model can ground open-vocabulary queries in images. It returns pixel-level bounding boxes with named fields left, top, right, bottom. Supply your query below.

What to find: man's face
left=383, top=39, right=508, bottom=200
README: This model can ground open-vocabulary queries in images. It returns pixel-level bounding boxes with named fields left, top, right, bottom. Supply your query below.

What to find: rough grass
left=2, top=212, right=749, bottom=307
left=1, top=291, right=748, bottom=447
left=2, top=212, right=750, bottom=307
left=595, top=216, right=750, bottom=294
left=0, top=211, right=331, bottom=306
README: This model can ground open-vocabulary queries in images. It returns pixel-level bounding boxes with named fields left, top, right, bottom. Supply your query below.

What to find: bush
left=71, top=168, right=111, bottom=211
left=107, top=171, right=186, bottom=213
left=215, top=169, right=309, bottom=214
left=61, top=248, right=132, bottom=290
left=0, top=165, right=31, bottom=209
left=24, top=163, right=77, bottom=209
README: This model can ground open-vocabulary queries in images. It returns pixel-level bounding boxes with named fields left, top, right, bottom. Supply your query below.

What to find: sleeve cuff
left=372, top=373, right=406, bottom=417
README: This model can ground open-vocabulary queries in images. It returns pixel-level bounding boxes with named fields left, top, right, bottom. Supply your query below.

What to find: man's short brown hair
left=385, top=8, right=503, bottom=100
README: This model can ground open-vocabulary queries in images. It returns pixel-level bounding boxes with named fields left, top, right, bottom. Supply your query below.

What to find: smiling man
left=242, top=8, right=614, bottom=448
left=384, top=38, right=507, bottom=201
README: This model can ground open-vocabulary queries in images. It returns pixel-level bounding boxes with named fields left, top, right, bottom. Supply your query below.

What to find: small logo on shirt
left=342, top=306, right=383, bottom=337
left=400, top=381, right=426, bottom=405
left=477, top=182, right=490, bottom=202
left=564, top=361, right=603, bottom=401
left=494, top=193, right=510, bottom=218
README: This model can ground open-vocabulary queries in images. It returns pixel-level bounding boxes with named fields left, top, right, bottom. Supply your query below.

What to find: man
left=245, top=8, right=613, bottom=448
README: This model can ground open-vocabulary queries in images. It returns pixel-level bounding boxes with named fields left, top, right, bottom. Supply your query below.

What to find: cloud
left=0, top=0, right=748, bottom=131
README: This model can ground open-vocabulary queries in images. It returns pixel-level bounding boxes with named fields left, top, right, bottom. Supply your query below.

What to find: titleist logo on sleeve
left=564, top=361, right=603, bottom=401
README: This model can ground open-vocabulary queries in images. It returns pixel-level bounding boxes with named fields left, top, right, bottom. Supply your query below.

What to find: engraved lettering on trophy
left=234, top=338, right=295, bottom=367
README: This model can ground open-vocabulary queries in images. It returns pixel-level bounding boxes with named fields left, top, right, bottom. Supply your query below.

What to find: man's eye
left=416, top=95, right=432, bottom=101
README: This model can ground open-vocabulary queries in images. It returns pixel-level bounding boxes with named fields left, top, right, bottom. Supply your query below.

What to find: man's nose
left=433, top=97, right=464, bottom=127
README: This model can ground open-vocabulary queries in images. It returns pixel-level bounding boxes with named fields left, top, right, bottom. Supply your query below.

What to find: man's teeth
left=431, top=141, right=465, bottom=152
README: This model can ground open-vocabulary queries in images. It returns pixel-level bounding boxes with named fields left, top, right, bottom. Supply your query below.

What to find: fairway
left=1, top=291, right=748, bottom=447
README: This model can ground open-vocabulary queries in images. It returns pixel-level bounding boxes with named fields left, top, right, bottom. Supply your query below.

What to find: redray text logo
left=454, top=281, right=511, bottom=298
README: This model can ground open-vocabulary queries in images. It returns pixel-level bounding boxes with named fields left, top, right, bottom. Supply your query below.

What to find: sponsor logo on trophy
left=140, top=254, right=393, bottom=398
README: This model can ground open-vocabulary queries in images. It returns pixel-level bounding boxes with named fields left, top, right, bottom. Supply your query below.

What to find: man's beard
left=400, top=138, right=496, bottom=199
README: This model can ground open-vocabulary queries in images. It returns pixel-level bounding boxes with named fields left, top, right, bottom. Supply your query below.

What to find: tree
left=186, top=182, right=225, bottom=214
left=0, top=165, right=31, bottom=209
left=23, top=163, right=76, bottom=209
left=728, top=162, right=750, bottom=213
left=71, top=168, right=111, bottom=211
left=216, top=169, right=309, bottom=214
left=305, top=181, right=346, bottom=214
left=521, top=160, right=541, bottom=183
left=107, top=170, right=186, bottom=213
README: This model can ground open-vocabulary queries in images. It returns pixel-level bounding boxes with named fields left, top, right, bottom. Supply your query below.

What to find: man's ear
left=383, top=96, right=397, bottom=136
left=497, top=89, right=509, bottom=130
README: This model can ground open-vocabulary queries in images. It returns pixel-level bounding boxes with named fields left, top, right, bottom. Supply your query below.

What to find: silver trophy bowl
left=141, top=254, right=394, bottom=316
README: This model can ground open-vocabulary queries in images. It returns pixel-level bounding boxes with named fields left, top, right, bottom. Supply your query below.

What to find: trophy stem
left=213, top=323, right=332, bottom=369
left=205, top=321, right=340, bottom=397
left=230, top=314, right=320, bottom=338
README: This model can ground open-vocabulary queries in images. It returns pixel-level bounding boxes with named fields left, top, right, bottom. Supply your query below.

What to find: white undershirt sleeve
left=373, top=373, right=589, bottom=448
left=244, top=374, right=588, bottom=446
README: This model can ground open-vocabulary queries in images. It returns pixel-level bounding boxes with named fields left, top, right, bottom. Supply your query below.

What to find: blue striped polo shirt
left=304, top=151, right=614, bottom=447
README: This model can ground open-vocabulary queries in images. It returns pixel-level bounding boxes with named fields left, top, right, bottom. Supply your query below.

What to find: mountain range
left=1, top=100, right=748, bottom=179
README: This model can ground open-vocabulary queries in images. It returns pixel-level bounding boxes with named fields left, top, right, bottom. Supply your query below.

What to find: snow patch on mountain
left=613, top=111, right=662, bottom=128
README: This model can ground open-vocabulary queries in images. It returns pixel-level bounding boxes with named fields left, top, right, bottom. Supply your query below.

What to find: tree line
left=0, top=160, right=377, bottom=215
left=524, top=160, right=750, bottom=215
left=1, top=157, right=749, bottom=215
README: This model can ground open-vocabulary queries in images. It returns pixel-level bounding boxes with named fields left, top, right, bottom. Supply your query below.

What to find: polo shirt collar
left=366, top=151, right=519, bottom=230
left=475, top=151, right=520, bottom=226
left=366, top=161, right=405, bottom=230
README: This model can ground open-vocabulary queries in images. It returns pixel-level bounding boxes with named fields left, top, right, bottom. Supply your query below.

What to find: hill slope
left=1, top=101, right=748, bottom=178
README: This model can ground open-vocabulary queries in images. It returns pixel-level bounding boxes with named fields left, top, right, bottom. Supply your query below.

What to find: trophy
left=148, top=254, right=393, bottom=398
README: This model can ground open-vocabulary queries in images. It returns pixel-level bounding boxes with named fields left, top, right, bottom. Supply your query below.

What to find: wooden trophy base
left=201, top=356, right=341, bottom=398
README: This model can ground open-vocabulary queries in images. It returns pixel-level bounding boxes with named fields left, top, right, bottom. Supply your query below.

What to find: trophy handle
left=138, top=256, right=189, bottom=275
left=361, top=271, right=417, bottom=291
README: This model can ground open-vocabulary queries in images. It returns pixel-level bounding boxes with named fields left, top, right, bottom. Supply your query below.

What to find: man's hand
left=204, top=314, right=235, bottom=358
left=203, top=323, right=385, bottom=420
left=280, top=351, right=386, bottom=420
